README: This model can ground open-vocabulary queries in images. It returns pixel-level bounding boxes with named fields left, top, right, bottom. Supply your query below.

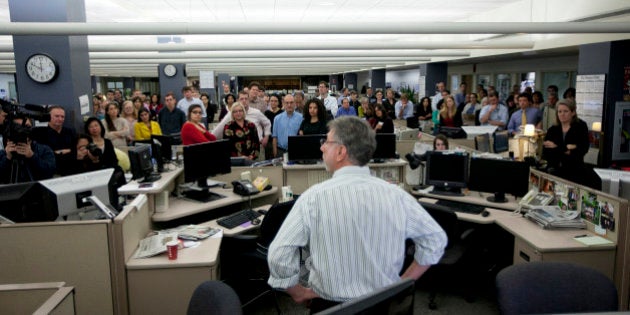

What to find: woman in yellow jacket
left=134, top=107, right=162, bottom=141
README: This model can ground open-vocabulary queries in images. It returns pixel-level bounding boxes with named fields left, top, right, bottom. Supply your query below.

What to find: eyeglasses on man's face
left=320, top=138, right=340, bottom=146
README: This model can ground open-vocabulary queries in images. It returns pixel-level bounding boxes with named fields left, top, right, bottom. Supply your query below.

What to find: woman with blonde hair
left=438, top=95, right=463, bottom=127
left=223, top=102, right=260, bottom=160
left=121, top=100, right=137, bottom=143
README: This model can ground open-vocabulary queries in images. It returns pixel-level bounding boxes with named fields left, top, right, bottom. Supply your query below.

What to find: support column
left=158, top=63, right=187, bottom=101
left=370, top=69, right=386, bottom=92
left=420, top=62, right=447, bottom=99
left=578, top=40, right=630, bottom=167
left=10, top=0, right=91, bottom=130
left=344, top=73, right=358, bottom=91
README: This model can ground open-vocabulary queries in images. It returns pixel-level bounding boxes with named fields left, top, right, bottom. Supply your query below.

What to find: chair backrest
left=474, top=133, right=491, bottom=152
left=187, top=281, right=242, bottom=315
left=258, top=198, right=297, bottom=249
left=493, top=130, right=509, bottom=153
left=419, top=202, right=458, bottom=249
left=315, top=278, right=415, bottom=315
left=496, top=262, right=618, bottom=315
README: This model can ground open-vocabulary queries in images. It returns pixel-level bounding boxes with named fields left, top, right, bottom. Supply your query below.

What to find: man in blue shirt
left=272, top=94, right=303, bottom=158
left=507, top=93, right=542, bottom=135
left=335, top=98, right=357, bottom=118
left=395, top=94, right=415, bottom=119
left=479, top=92, right=509, bottom=131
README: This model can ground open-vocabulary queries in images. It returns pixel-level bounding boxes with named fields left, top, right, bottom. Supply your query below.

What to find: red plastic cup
left=166, top=241, right=179, bottom=260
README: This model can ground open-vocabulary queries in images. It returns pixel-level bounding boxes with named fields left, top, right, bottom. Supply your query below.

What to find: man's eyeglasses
left=320, top=139, right=340, bottom=146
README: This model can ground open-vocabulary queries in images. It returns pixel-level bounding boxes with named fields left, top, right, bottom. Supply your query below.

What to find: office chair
left=493, top=130, right=509, bottom=153
left=410, top=202, right=477, bottom=310
left=474, top=133, right=491, bottom=152
left=220, top=199, right=297, bottom=312
left=314, top=278, right=415, bottom=315
left=187, top=281, right=242, bottom=315
left=496, top=262, right=618, bottom=315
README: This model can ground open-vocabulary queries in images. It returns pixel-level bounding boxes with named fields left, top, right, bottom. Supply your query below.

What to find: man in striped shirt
left=268, top=116, right=447, bottom=312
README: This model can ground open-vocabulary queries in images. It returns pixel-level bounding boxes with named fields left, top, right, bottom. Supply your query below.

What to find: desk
left=152, top=187, right=278, bottom=222
left=418, top=196, right=617, bottom=280
left=283, top=159, right=407, bottom=194
left=412, top=187, right=519, bottom=212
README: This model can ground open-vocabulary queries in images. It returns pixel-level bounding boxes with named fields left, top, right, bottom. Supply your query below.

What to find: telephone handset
left=519, top=188, right=554, bottom=209
left=232, top=180, right=259, bottom=196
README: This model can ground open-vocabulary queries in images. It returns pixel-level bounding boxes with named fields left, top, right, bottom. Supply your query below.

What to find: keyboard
left=434, top=199, right=486, bottom=215
left=216, top=209, right=262, bottom=229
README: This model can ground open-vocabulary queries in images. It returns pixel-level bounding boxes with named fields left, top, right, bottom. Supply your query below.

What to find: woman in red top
left=181, top=104, right=216, bottom=145
left=438, top=95, right=463, bottom=127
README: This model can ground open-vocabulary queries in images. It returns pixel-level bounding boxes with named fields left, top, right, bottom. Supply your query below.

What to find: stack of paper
left=525, top=206, right=586, bottom=229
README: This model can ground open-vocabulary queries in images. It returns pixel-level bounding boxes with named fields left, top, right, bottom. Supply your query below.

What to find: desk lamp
left=405, top=152, right=425, bottom=191
left=515, top=124, right=538, bottom=165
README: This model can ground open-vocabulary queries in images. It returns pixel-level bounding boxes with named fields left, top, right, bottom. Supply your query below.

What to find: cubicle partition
left=0, top=220, right=116, bottom=314
left=530, top=169, right=630, bottom=310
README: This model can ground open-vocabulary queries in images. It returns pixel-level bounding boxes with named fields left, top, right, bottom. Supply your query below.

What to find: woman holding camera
left=84, top=117, right=118, bottom=170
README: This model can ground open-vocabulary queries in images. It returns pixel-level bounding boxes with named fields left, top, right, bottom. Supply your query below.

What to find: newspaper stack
left=524, top=205, right=586, bottom=229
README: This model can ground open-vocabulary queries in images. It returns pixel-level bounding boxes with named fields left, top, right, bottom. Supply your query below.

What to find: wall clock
left=164, top=64, right=177, bottom=77
left=25, top=53, right=58, bottom=83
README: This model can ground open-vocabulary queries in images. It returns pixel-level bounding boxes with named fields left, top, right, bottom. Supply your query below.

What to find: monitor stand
left=486, top=192, right=508, bottom=203
left=430, top=186, right=464, bottom=197
left=182, top=179, right=226, bottom=203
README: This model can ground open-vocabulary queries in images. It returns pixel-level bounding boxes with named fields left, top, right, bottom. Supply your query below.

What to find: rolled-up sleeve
left=403, top=196, right=447, bottom=266
left=267, top=200, right=310, bottom=289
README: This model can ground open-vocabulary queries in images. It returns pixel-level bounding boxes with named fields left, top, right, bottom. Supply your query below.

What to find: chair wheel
left=429, top=301, right=437, bottom=310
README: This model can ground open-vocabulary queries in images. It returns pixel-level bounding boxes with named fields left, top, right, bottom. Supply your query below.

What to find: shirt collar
left=333, top=165, right=370, bottom=178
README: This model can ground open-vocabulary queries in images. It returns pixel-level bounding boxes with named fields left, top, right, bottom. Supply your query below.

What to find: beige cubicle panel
left=0, top=220, right=115, bottom=314
left=0, top=282, right=75, bottom=315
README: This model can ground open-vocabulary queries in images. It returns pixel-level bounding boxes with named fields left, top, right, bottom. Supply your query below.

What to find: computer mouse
left=481, top=210, right=490, bottom=217
left=264, top=184, right=273, bottom=191
left=257, top=209, right=268, bottom=215
left=251, top=218, right=261, bottom=225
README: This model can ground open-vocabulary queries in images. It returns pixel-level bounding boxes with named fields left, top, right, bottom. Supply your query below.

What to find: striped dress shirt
left=267, top=166, right=447, bottom=302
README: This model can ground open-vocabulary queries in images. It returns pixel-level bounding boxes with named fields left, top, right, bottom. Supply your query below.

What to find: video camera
left=0, top=99, right=51, bottom=145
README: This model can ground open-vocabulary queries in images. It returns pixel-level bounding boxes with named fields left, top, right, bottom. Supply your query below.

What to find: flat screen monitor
left=288, top=134, right=326, bottom=164
left=315, top=279, right=415, bottom=315
left=39, top=168, right=118, bottom=219
left=438, top=126, right=467, bottom=139
left=151, top=134, right=174, bottom=163
left=0, top=182, right=57, bottom=223
left=425, top=151, right=469, bottom=196
left=128, top=143, right=161, bottom=183
left=372, top=133, right=397, bottom=162
left=183, top=140, right=231, bottom=187
left=493, top=131, right=509, bottom=153
left=468, top=157, right=530, bottom=203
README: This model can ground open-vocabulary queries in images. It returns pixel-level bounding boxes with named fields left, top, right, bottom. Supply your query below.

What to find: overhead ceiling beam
left=87, top=50, right=470, bottom=59
left=1, top=22, right=629, bottom=35
left=0, top=42, right=532, bottom=53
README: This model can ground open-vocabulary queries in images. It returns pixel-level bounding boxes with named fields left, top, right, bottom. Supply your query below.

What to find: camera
left=86, top=143, right=103, bottom=159
left=7, top=122, right=31, bottom=144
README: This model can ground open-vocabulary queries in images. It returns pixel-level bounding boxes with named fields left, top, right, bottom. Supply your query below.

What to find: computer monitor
left=128, top=143, right=161, bottom=183
left=315, top=279, right=415, bottom=315
left=151, top=134, right=174, bottom=163
left=183, top=140, right=231, bottom=202
left=288, top=134, right=326, bottom=164
left=468, top=157, right=530, bottom=203
left=38, top=168, right=118, bottom=219
left=372, top=133, right=397, bottom=162
left=425, top=151, right=469, bottom=196
left=438, top=126, right=467, bottom=139
left=493, top=130, right=509, bottom=153
left=0, top=182, right=57, bottom=223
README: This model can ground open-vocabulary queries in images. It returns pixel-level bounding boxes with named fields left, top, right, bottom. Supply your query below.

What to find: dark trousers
left=309, top=298, right=341, bottom=314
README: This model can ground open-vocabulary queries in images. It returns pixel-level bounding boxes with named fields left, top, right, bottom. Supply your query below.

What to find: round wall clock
left=25, top=53, right=59, bottom=83
left=164, top=64, right=177, bottom=77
